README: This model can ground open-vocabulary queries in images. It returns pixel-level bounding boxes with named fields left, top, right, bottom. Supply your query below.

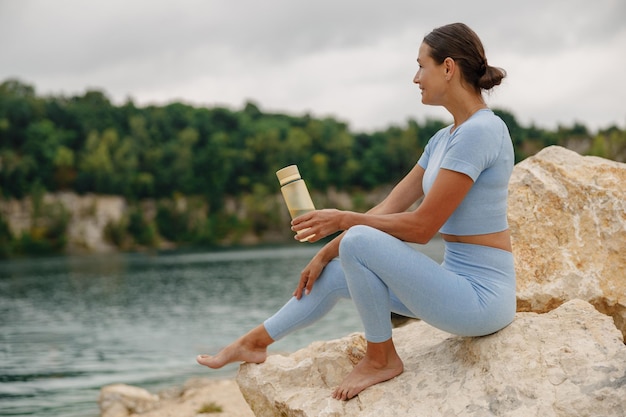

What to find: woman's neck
left=447, top=93, right=487, bottom=132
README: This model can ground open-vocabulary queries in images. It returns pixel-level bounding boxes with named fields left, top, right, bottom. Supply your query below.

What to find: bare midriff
left=441, top=229, right=512, bottom=252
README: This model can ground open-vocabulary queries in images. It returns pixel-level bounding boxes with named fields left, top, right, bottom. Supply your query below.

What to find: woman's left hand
left=291, top=209, right=347, bottom=243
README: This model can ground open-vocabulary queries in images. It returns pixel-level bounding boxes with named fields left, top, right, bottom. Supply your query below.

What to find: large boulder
left=508, top=146, right=626, bottom=339
left=237, top=299, right=626, bottom=417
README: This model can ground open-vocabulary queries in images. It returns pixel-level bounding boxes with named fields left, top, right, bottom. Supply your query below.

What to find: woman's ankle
left=364, top=339, right=401, bottom=367
left=243, top=325, right=274, bottom=350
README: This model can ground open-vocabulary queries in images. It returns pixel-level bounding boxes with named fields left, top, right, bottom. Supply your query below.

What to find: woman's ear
left=443, top=57, right=455, bottom=80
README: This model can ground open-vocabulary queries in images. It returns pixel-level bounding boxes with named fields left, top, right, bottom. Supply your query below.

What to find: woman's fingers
left=293, top=257, right=324, bottom=299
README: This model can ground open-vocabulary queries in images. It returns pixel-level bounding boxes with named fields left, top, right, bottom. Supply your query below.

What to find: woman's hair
left=423, top=23, right=506, bottom=92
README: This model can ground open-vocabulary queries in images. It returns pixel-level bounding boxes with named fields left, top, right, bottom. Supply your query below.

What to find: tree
left=77, top=129, right=117, bottom=193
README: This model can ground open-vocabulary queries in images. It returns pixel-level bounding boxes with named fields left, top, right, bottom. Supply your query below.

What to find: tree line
left=0, top=78, right=624, bottom=256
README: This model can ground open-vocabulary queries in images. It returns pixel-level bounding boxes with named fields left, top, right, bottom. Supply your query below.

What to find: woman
left=197, top=22, right=516, bottom=401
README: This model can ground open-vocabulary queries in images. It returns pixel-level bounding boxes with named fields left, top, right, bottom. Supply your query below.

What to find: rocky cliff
left=1, top=191, right=127, bottom=253
left=0, top=187, right=390, bottom=254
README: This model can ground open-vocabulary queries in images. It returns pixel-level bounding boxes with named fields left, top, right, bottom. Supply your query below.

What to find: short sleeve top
left=417, top=109, right=514, bottom=235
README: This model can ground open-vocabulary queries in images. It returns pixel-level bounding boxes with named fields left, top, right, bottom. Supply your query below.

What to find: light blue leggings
left=264, top=225, right=516, bottom=343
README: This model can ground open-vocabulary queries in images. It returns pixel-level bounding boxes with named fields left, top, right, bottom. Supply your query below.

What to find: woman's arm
left=367, top=163, right=426, bottom=215
left=293, top=167, right=474, bottom=245
left=306, top=163, right=426, bottom=259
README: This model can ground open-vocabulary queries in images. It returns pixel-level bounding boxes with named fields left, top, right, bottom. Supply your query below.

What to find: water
left=0, top=241, right=444, bottom=416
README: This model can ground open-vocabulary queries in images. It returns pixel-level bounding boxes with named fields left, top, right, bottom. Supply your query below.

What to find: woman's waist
left=441, top=229, right=512, bottom=253
left=441, top=236, right=515, bottom=284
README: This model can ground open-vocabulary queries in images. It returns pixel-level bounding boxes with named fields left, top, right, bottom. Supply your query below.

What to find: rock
left=0, top=191, right=126, bottom=253
left=508, top=146, right=626, bottom=340
left=99, top=384, right=160, bottom=417
left=237, top=299, right=626, bottom=417
left=98, top=378, right=254, bottom=417
left=54, top=192, right=127, bottom=253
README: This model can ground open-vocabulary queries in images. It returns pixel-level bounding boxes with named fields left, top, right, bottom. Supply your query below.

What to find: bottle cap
left=276, top=165, right=302, bottom=186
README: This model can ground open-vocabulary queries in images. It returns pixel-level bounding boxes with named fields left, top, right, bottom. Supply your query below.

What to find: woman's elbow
left=410, top=225, right=438, bottom=244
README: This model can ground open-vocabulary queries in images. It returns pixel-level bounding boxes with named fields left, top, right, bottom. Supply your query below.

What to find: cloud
left=1, top=0, right=624, bottom=132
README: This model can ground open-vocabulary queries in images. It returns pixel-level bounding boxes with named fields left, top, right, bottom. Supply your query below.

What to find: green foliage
left=103, top=205, right=158, bottom=249
left=127, top=207, right=157, bottom=247
left=242, top=183, right=282, bottom=235
left=13, top=199, right=69, bottom=256
left=0, top=213, right=13, bottom=258
left=1, top=78, right=624, bottom=255
left=196, top=401, right=223, bottom=413
left=3, top=78, right=623, bottom=203
left=104, top=217, right=129, bottom=248
left=589, top=127, right=626, bottom=159
left=155, top=200, right=189, bottom=243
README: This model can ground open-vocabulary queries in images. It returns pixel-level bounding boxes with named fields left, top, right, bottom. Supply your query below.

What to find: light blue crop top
left=417, top=109, right=514, bottom=235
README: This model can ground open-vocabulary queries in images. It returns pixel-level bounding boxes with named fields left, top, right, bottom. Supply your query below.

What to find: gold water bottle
left=276, top=165, right=315, bottom=241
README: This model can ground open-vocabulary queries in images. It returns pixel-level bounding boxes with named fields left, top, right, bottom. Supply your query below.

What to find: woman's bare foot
left=196, top=324, right=273, bottom=369
left=331, top=338, right=404, bottom=401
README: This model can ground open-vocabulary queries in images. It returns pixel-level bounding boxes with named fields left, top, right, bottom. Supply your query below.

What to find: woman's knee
left=339, top=225, right=379, bottom=259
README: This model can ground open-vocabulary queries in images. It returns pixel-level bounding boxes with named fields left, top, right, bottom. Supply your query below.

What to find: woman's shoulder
left=456, top=110, right=508, bottom=141
left=464, top=109, right=504, bottom=129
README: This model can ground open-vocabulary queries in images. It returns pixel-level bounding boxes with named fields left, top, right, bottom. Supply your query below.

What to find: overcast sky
left=1, top=0, right=625, bottom=133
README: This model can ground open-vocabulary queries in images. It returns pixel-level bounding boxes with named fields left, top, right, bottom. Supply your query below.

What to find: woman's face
left=413, top=42, right=447, bottom=106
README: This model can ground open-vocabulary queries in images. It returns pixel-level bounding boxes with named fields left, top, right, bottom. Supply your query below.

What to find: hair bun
left=478, top=66, right=506, bottom=90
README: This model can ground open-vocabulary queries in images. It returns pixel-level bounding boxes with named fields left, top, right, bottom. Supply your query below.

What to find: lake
left=0, top=240, right=444, bottom=416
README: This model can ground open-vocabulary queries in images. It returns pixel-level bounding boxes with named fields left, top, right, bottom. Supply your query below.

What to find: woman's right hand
left=293, top=252, right=327, bottom=299
left=293, top=235, right=342, bottom=300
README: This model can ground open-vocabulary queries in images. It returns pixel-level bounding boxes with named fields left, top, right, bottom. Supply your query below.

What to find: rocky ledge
left=100, top=146, right=626, bottom=416
left=238, top=299, right=626, bottom=417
